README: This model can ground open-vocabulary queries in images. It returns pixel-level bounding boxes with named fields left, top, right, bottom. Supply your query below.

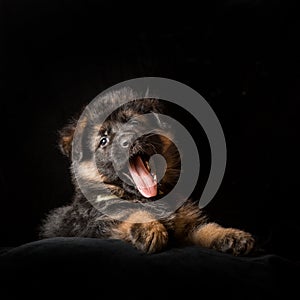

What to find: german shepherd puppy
left=40, top=87, right=255, bottom=255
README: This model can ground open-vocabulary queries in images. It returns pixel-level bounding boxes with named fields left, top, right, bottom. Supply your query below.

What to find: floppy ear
left=58, top=122, right=76, bottom=157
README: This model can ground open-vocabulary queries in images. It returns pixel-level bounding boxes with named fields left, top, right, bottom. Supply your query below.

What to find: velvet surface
left=0, top=237, right=298, bottom=299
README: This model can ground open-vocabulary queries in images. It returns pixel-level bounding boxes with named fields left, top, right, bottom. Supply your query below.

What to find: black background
left=0, top=1, right=299, bottom=260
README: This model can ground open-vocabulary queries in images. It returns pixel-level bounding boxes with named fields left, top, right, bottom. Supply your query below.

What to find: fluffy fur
left=40, top=87, right=255, bottom=255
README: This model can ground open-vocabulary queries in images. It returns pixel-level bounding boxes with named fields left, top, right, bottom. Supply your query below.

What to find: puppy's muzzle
left=112, top=131, right=138, bottom=168
left=117, top=132, right=136, bottom=149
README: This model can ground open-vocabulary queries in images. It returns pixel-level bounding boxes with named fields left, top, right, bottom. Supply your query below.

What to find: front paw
left=211, top=229, right=255, bottom=256
left=129, top=221, right=168, bottom=254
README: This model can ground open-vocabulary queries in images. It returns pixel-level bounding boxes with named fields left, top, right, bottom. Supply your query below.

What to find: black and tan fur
left=40, top=87, right=255, bottom=255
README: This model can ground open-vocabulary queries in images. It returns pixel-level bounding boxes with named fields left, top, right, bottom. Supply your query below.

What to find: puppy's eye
left=99, top=136, right=109, bottom=148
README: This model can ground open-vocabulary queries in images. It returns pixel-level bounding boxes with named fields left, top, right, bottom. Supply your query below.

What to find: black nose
left=118, top=133, right=134, bottom=148
left=121, top=139, right=129, bottom=148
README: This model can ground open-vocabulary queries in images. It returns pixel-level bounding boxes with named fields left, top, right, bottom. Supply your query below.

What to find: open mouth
left=127, top=153, right=158, bottom=198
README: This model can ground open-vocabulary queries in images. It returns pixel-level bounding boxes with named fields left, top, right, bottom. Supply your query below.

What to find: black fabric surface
left=0, top=237, right=298, bottom=299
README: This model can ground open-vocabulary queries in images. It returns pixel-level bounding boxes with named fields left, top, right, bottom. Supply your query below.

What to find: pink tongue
left=129, top=156, right=157, bottom=198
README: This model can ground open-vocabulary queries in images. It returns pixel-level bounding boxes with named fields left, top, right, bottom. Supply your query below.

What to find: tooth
left=145, top=161, right=150, bottom=171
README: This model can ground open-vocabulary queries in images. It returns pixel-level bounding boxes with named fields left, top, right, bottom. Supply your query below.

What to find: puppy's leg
left=189, top=223, right=255, bottom=256
left=171, top=202, right=255, bottom=256
left=112, top=210, right=168, bottom=254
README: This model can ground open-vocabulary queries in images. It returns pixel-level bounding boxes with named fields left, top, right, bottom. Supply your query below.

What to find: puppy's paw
left=129, top=221, right=168, bottom=254
left=211, top=229, right=255, bottom=256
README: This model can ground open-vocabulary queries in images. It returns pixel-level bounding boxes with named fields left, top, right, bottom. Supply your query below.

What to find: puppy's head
left=59, top=88, right=180, bottom=202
